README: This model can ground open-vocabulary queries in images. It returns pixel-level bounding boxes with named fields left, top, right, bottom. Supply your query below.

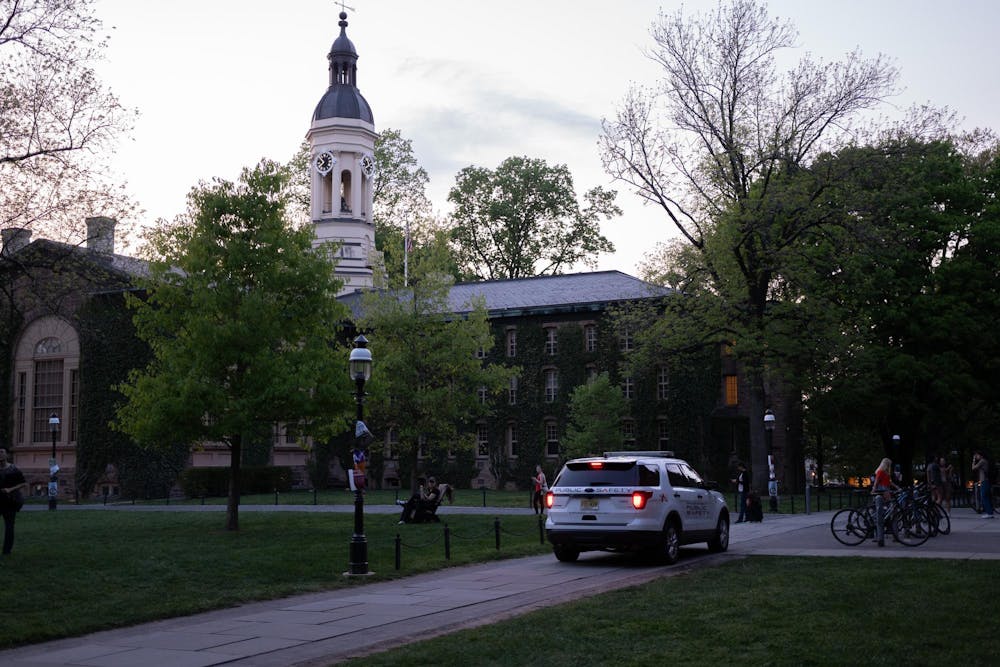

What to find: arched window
left=14, top=317, right=80, bottom=447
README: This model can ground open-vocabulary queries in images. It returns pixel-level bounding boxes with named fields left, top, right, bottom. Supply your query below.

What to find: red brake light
left=589, top=461, right=604, bottom=469
left=545, top=491, right=554, bottom=509
left=632, top=490, right=653, bottom=510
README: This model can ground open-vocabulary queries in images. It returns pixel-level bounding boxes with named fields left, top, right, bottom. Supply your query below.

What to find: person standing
left=0, top=448, right=27, bottom=555
left=731, top=463, right=749, bottom=523
left=972, top=450, right=994, bottom=518
left=872, top=458, right=899, bottom=547
left=939, top=456, right=954, bottom=513
left=531, top=465, right=547, bottom=515
left=925, top=455, right=943, bottom=505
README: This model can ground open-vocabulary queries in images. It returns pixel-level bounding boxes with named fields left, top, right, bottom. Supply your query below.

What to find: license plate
left=580, top=498, right=599, bottom=511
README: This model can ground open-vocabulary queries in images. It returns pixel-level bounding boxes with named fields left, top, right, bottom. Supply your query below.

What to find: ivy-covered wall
left=76, top=291, right=188, bottom=498
left=477, top=305, right=724, bottom=490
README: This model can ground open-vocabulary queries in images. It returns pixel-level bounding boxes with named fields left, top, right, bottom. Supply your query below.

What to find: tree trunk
left=226, top=434, right=242, bottom=531
left=748, top=372, right=769, bottom=495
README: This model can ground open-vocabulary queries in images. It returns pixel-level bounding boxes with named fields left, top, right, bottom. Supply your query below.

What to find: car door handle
left=673, top=493, right=681, bottom=498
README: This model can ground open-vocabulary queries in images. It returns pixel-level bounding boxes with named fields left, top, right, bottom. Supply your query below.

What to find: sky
left=92, top=0, right=1000, bottom=275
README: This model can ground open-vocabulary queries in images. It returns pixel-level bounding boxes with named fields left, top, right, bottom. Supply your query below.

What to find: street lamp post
left=48, top=413, right=60, bottom=510
left=346, top=334, right=373, bottom=577
left=764, top=409, right=777, bottom=511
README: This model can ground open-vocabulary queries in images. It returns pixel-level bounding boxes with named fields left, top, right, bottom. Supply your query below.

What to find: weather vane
left=337, top=0, right=356, bottom=13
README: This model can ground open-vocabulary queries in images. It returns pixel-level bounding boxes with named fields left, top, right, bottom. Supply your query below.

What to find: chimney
left=86, top=216, right=116, bottom=255
left=1, top=228, right=32, bottom=256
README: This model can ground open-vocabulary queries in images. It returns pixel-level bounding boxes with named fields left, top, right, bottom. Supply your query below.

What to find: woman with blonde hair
left=872, top=457, right=899, bottom=547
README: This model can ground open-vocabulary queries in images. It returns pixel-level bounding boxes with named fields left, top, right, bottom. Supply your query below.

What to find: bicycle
left=912, top=482, right=950, bottom=536
left=830, top=489, right=931, bottom=547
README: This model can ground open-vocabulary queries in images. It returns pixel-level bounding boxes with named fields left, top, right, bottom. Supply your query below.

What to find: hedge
left=179, top=466, right=293, bottom=498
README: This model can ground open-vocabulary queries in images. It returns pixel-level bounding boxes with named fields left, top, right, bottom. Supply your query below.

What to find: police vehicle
left=544, top=451, right=729, bottom=564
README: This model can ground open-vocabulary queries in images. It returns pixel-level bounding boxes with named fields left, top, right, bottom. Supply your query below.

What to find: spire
left=329, top=11, right=359, bottom=87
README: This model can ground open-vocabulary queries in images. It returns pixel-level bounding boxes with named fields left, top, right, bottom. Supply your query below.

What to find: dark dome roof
left=313, top=86, right=374, bottom=123
left=312, top=11, right=374, bottom=123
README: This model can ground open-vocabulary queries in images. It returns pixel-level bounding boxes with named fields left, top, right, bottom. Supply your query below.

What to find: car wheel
left=708, top=514, right=729, bottom=553
left=553, top=544, right=580, bottom=562
left=661, top=520, right=680, bottom=565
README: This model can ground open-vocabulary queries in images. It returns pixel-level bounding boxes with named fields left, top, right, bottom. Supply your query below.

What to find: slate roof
left=339, top=271, right=671, bottom=319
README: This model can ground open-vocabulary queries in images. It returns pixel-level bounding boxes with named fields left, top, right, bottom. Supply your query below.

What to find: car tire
left=553, top=544, right=580, bottom=562
left=661, top=520, right=680, bottom=565
left=708, top=514, right=729, bottom=553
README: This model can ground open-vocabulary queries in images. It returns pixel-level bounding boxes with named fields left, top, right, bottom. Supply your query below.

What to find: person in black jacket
left=0, top=448, right=27, bottom=555
left=731, top=463, right=749, bottom=523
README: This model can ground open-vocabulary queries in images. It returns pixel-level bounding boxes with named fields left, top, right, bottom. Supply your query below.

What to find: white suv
left=544, top=451, right=729, bottom=564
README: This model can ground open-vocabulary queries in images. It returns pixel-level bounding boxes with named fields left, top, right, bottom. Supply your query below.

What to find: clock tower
left=308, top=10, right=377, bottom=293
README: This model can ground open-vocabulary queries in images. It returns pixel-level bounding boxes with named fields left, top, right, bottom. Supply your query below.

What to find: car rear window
left=554, top=461, right=660, bottom=487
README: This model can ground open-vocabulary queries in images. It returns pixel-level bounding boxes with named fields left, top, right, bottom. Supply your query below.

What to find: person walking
left=731, top=463, right=749, bottom=523
left=972, top=450, right=994, bottom=518
left=872, top=458, right=899, bottom=547
left=0, top=448, right=27, bottom=555
left=531, top=465, right=547, bottom=514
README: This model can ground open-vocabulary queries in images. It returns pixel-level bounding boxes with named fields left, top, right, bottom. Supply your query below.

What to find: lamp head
left=349, top=334, right=372, bottom=382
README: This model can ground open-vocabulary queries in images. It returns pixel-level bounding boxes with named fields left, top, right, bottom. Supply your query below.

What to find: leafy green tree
left=562, top=373, right=628, bottom=460
left=448, top=156, right=620, bottom=280
left=358, top=251, right=514, bottom=490
left=600, top=0, right=899, bottom=492
left=115, top=160, right=353, bottom=531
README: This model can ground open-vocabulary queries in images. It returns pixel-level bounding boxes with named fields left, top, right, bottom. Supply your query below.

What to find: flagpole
left=404, top=220, right=410, bottom=287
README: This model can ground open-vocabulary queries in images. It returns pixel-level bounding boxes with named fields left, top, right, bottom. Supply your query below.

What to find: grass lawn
left=0, top=510, right=549, bottom=648
left=64, top=487, right=539, bottom=509
left=342, top=556, right=1000, bottom=667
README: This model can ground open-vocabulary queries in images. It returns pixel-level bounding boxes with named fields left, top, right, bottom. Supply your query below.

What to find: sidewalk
left=1, top=510, right=996, bottom=667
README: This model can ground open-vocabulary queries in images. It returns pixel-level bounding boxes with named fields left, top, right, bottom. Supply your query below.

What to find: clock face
left=314, top=151, right=336, bottom=175
left=360, top=153, right=376, bottom=178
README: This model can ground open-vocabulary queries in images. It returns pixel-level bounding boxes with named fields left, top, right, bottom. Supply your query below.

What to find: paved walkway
left=2, top=509, right=997, bottom=667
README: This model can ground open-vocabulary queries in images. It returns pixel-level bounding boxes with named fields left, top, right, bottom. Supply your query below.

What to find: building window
left=478, top=385, right=488, bottom=404
left=69, top=369, right=79, bottom=442
left=658, top=420, right=670, bottom=450
left=508, top=375, right=518, bottom=405
left=475, top=345, right=487, bottom=359
left=476, top=425, right=489, bottom=457
left=33, top=358, right=63, bottom=443
left=622, top=376, right=634, bottom=400
left=657, top=367, right=670, bottom=401
left=15, top=372, right=26, bottom=445
left=584, top=324, right=597, bottom=352
left=284, top=422, right=299, bottom=444
left=506, top=329, right=517, bottom=357
left=725, top=374, right=739, bottom=406
left=545, top=327, right=557, bottom=355
left=544, top=369, right=558, bottom=403
left=622, top=419, right=635, bottom=444
left=545, top=421, right=559, bottom=457
left=418, top=435, right=428, bottom=459
left=507, top=424, right=519, bottom=457
left=586, top=365, right=598, bottom=381
left=386, top=427, right=399, bottom=459
left=619, top=328, right=633, bottom=352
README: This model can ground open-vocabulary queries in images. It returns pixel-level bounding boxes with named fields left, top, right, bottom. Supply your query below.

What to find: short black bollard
left=482, top=487, right=487, bottom=508
left=789, top=494, right=794, bottom=513
left=395, top=534, right=401, bottom=570
left=274, top=488, right=279, bottom=506
left=313, top=487, right=317, bottom=505
left=538, top=515, right=545, bottom=545
left=444, top=523, right=451, bottom=560
left=201, top=495, right=205, bottom=505
left=395, top=489, right=400, bottom=504
left=494, top=517, right=501, bottom=551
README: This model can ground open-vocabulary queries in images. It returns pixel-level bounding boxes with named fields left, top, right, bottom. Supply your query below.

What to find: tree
left=562, top=373, right=628, bottom=460
left=1, top=0, right=136, bottom=240
left=115, top=160, right=353, bottom=531
left=357, top=249, right=513, bottom=489
left=448, top=156, right=620, bottom=280
left=599, top=0, right=898, bottom=492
